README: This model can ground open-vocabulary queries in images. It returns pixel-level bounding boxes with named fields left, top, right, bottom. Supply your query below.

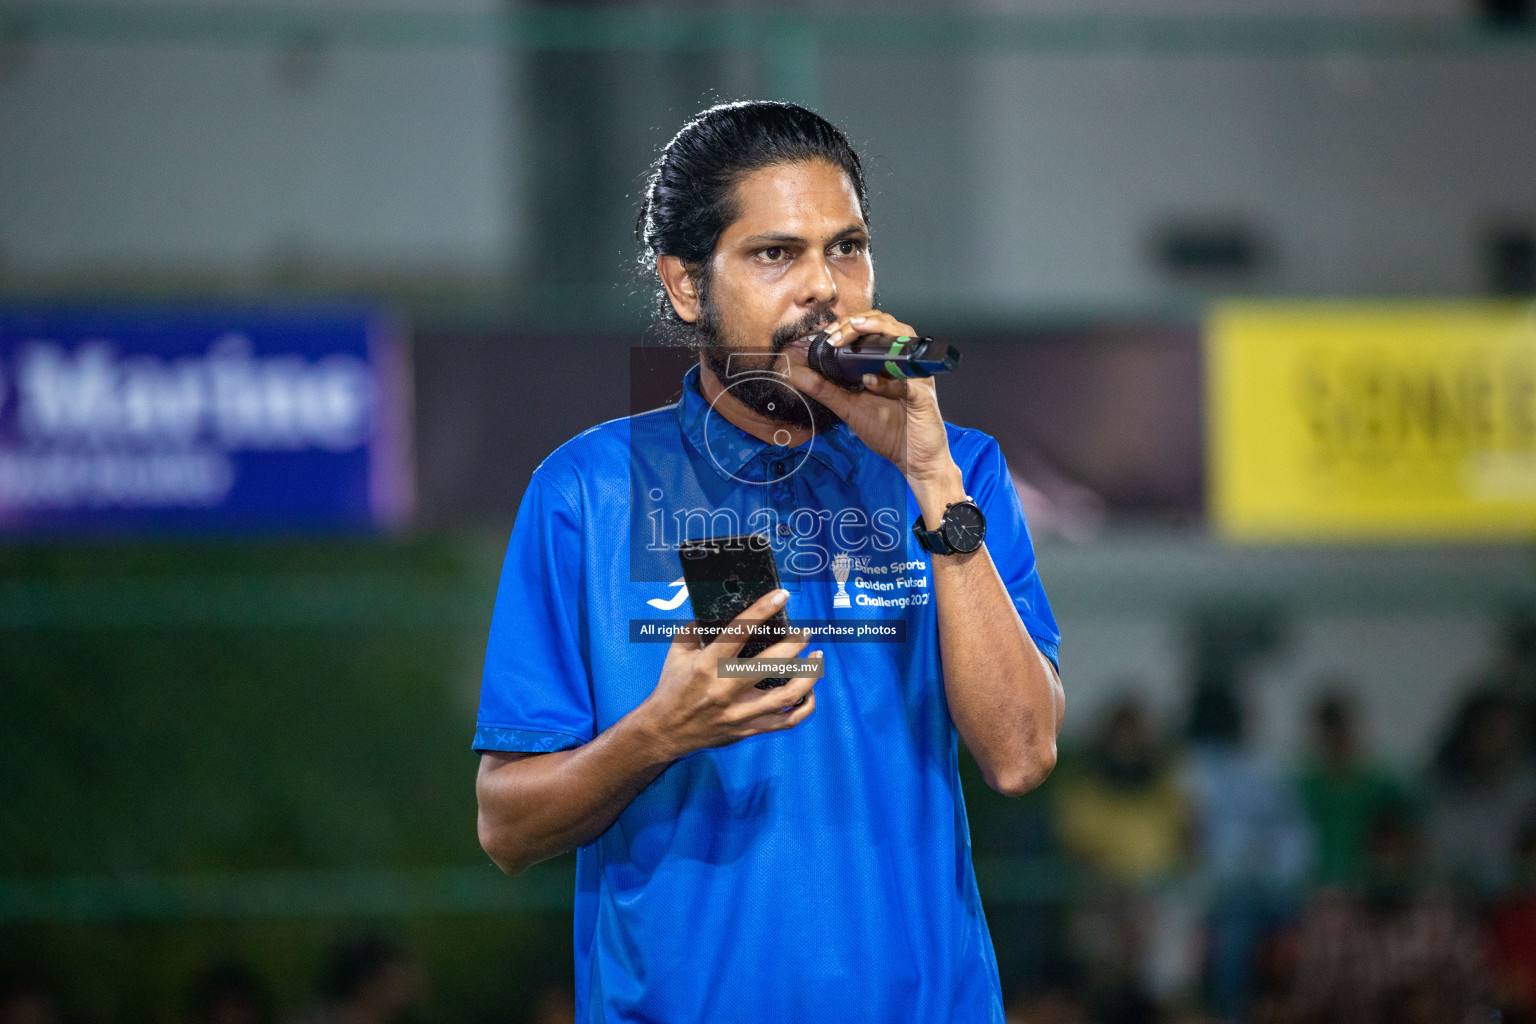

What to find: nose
left=797, top=252, right=838, bottom=308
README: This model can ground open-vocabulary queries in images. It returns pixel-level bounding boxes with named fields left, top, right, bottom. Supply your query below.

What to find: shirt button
left=777, top=522, right=792, bottom=537
left=772, top=461, right=786, bottom=475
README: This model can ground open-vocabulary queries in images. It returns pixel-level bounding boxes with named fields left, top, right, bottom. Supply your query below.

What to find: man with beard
left=473, top=101, right=1063, bottom=1023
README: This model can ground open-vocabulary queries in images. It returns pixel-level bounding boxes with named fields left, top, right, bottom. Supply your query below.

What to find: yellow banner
left=1208, top=301, right=1536, bottom=540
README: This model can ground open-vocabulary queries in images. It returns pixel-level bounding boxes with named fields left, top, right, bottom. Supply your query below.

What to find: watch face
left=942, top=501, right=986, bottom=553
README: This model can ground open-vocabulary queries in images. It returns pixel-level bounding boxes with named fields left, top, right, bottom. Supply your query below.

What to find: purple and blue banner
left=0, top=306, right=413, bottom=534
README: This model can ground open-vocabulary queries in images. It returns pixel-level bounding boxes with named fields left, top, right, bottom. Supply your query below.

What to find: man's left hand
left=787, top=310, right=960, bottom=496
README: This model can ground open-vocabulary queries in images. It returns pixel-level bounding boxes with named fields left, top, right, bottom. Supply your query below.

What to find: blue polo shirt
left=476, top=364, right=1059, bottom=1023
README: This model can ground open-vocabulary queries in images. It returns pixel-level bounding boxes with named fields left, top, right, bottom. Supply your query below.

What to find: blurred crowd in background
left=987, top=619, right=1536, bottom=1024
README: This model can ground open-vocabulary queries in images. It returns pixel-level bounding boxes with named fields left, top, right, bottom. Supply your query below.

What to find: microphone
left=804, top=332, right=961, bottom=391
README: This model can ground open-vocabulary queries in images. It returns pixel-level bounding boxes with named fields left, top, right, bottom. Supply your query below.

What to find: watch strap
left=912, top=514, right=953, bottom=555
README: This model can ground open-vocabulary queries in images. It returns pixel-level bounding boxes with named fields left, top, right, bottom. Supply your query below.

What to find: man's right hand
left=636, top=588, right=820, bottom=760
left=476, top=588, right=819, bottom=875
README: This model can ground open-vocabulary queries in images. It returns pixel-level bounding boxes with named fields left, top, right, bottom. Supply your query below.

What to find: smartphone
left=678, top=532, right=793, bottom=689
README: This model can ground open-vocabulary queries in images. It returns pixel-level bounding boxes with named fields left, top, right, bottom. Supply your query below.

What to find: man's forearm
left=931, top=544, right=1062, bottom=795
left=914, top=468, right=1064, bottom=797
left=476, top=711, right=677, bottom=874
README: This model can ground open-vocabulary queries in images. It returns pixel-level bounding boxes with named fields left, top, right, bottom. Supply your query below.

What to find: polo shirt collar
left=675, top=363, right=864, bottom=484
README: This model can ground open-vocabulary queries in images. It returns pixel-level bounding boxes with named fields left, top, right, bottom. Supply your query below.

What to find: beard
left=695, top=300, right=843, bottom=434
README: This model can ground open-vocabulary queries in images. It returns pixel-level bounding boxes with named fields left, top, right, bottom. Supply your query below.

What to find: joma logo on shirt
left=646, top=578, right=689, bottom=610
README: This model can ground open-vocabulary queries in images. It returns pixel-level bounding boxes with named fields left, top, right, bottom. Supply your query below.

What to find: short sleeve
left=964, top=437, right=1062, bottom=672
left=473, top=472, right=594, bottom=753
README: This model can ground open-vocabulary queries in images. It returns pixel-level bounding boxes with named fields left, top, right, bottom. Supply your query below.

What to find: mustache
left=771, top=306, right=838, bottom=352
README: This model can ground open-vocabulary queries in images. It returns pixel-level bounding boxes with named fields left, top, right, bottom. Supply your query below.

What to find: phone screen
left=677, top=533, right=792, bottom=688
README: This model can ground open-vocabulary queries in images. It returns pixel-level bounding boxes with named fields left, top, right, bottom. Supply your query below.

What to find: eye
left=832, top=239, right=864, bottom=257
left=759, top=246, right=786, bottom=261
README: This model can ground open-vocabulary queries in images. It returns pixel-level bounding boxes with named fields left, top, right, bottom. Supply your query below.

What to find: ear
left=657, top=255, right=702, bottom=323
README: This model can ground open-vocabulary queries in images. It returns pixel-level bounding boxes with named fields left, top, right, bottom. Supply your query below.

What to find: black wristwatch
left=912, top=499, right=987, bottom=555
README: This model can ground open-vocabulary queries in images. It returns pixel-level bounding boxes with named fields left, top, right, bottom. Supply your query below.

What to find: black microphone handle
left=805, top=333, right=961, bottom=391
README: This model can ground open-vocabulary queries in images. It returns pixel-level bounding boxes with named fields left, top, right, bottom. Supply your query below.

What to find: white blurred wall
left=2, top=1, right=1532, bottom=306
left=960, top=51, right=1536, bottom=306
left=0, top=0, right=519, bottom=281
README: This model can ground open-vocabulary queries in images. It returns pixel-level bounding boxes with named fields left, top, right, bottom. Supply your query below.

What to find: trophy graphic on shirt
left=831, top=552, right=853, bottom=609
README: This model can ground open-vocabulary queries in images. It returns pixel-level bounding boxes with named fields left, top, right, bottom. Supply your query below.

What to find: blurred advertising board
left=0, top=306, right=412, bottom=534
left=1209, top=301, right=1536, bottom=541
